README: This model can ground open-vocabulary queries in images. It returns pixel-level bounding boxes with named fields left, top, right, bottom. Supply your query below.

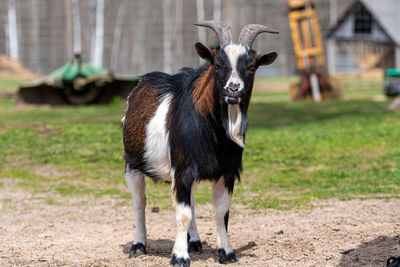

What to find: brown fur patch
left=192, top=66, right=214, bottom=116
left=123, top=81, right=160, bottom=158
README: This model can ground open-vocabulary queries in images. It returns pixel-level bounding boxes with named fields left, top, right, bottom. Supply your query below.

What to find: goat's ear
left=256, top=52, right=278, bottom=67
left=195, top=42, right=214, bottom=64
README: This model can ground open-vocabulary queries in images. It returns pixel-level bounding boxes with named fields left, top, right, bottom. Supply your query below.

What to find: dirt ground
left=1, top=178, right=399, bottom=267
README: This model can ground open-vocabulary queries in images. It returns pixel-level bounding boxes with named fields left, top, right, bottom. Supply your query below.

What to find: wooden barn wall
left=0, top=0, right=354, bottom=76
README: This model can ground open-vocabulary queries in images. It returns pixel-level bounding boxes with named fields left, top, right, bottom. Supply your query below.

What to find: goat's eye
left=248, top=65, right=256, bottom=72
left=214, top=64, right=221, bottom=70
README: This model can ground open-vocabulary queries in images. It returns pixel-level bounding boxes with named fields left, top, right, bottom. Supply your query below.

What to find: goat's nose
left=228, top=82, right=240, bottom=92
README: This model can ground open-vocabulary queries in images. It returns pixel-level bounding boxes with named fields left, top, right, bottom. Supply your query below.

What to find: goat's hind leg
left=187, top=184, right=202, bottom=253
left=213, top=176, right=237, bottom=263
left=126, top=167, right=147, bottom=258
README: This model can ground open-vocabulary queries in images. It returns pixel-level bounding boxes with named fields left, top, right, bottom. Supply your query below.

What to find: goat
left=122, top=21, right=278, bottom=267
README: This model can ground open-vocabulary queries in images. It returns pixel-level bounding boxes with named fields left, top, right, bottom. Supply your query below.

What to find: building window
left=354, top=4, right=372, bottom=34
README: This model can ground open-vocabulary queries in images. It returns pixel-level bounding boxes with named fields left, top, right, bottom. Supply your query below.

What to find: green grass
left=0, top=77, right=28, bottom=92
left=1, top=77, right=399, bottom=210
left=243, top=100, right=400, bottom=208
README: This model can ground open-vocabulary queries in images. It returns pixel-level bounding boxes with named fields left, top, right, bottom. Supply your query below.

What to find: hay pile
left=0, top=54, right=39, bottom=79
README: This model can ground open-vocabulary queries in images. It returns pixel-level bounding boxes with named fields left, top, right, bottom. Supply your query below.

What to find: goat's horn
left=194, top=20, right=232, bottom=47
left=238, top=24, right=279, bottom=49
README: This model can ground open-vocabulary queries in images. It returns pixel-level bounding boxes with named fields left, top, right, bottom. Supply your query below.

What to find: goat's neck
left=192, top=66, right=214, bottom=117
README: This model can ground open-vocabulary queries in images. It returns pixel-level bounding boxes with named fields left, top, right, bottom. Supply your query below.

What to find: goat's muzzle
left=223, top=83, right=245, bottom=104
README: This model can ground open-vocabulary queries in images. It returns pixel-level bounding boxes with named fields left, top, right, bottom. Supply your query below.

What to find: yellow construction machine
left=287, top=0, right=341, bottom=101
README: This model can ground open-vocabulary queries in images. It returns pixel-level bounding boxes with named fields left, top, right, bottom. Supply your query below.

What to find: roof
left=362, top=0, right=400, bottom=45
left=328, top=0, right=400, bottom=45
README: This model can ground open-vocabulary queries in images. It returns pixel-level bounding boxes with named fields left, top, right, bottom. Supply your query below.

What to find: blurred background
left=1, top=0, right=399, bottom=104
left=0, top=0, right=396, bottom=76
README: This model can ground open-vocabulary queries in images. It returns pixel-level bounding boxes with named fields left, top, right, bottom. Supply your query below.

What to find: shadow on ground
left=338, top=235, right=400, bottom=267
left=249, top=100, right=388, bottom=129
left=122, top=239, right=257, bottom=263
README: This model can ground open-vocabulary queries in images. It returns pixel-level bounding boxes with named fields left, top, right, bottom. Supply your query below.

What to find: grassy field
left=1, top=76, right=399, bottom=210
left=0, top=77, right=26, bottom=92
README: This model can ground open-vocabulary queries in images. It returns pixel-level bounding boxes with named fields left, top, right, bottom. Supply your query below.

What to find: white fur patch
left=126, top=168, right=147, bottom=245
left=223, top=44, right=246, bottom=92
left=228, top=104, right=244, bottom=147
left=213, top=177, right=233, bottom=253
left=144, top=93, right=173, bottom=182
left=173, top=203, right=192, bottom=259
left=188, top=183, right=200, bottom=242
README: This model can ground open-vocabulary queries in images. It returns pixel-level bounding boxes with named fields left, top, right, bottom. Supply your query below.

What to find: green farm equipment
left=17, top=56, right=139, bottom=105
left=384, top=68, right=400, bottom=97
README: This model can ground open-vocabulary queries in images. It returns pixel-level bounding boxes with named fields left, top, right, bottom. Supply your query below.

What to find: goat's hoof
left=218, top=249, right=237, bottom=264
left=170, top=253, right=190, bottom=267
left=128, top=242, right=146, bottom=258
left=188, top=240, right=202, bottom=253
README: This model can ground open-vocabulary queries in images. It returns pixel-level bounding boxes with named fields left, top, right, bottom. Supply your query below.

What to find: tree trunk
left=72, top=0, right=81, bottom=57
left=8, top=0, right=19, bottom=60
left=91, top=0, right=104, bottom=67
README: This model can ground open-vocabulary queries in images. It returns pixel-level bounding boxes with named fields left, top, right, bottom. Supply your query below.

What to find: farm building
left=327, top=0, right=400, bottom=74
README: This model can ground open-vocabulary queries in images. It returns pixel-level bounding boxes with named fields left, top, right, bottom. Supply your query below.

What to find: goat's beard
left=225, top=103, right=249, bottom=148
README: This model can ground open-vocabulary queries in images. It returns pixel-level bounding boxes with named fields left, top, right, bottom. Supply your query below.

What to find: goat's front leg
left=125, top=167, right=147, bottom=258
left=187, top=184, right=202, bottom=253
left=213, top=176, right=237, bottom=263
left=171, top=177, right=193, bottom=267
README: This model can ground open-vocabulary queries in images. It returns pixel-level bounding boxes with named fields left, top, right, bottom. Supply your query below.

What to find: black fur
left=124, top=65, right=244, bottom=203
left=224, top=211, right=229, bottom=232
left=165, top=63, right=245, bottom=203
left=188, top=241, right=202, bottom=253
left=123, top=44, right=277, bottom=266
left=195, top=42, right=214, bottom=63
left=124, top=46, right=274, bottom=191
left=128, top=242, right=146, bottom=258
left=187, top=233, right=203, bottom=253
left=171, top=253, right=191, bottom=267
left=218, top=248, right=238, bottom=264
